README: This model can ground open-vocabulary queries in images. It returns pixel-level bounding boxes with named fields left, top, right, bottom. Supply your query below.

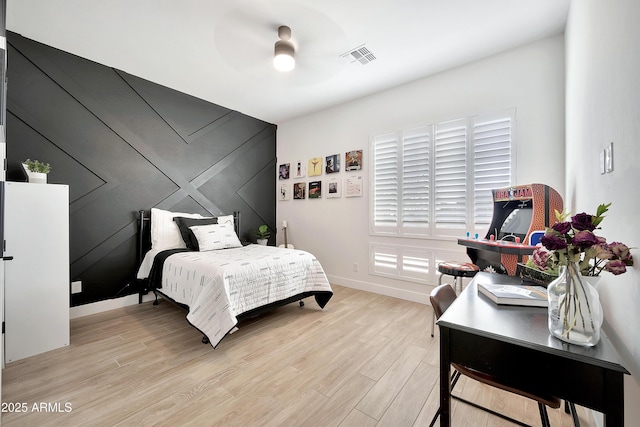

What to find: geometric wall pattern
left=6, top=32, right=276, bottom=306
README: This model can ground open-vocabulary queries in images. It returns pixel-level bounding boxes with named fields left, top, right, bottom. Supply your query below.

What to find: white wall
left=277, top=35, right=566, bottom=302
left=565, top=1, right=640, bottom=425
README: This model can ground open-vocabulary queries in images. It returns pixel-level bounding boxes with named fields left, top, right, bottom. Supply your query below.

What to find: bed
left=136, top=208, right=333, bottom=348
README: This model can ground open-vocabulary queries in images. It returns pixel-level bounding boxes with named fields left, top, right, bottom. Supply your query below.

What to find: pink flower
left=609, top=242, right=633, bottom=264
left=572, top=230, right=599, bottom=249
left=605, top=259, right=627, bottom=275
left=552, top=221, right=572, bottom=234
left=571, top=212, right=596, bottom=231
left=541, top=234, right=568, bottom=251
left=594, top=243, right=614, bottom=260
left=531, top=247, right=551, bottom=270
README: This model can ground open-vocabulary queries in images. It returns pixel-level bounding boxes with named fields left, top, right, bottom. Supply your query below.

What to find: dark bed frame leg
left=202, top=336, right=210, bottom=344
left=153, top=290, right=159, bottom=306
left=299, top=300, right=305, bottom=307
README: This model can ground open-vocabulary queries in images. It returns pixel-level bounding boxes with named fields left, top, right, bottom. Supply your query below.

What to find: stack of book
left=478, top=282, right=548, bottom=307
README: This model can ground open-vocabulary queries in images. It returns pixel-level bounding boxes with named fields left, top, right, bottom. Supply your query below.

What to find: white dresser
left=3, top=181, right=70, bottom=362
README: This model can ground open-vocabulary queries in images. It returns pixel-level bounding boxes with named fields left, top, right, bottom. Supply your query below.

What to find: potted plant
left=22, top=159, right=52, bottom=184
left=255, top=225, right=270, bottom=245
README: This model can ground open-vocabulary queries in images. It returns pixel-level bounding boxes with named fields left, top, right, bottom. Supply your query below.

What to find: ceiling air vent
left=341, top=45, right=377, bottom=65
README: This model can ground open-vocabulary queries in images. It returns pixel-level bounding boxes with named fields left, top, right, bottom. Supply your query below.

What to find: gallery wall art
left=279, top=149, right=363, bottom=202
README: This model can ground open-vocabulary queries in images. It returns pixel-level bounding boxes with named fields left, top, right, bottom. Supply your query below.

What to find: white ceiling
left=6, top=0, right=570, bottom=124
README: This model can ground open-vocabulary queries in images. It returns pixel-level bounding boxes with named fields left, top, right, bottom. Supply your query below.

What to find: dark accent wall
left=6, top=32, right=276, bottom=306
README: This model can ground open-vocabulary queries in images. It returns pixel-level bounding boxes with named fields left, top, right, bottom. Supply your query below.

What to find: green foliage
left=255, top=224, right=271, bottom=239
left=24, top=159, right=52, bottom=174
left=592, top=203, right=611, bottom=228
left=555, top=203, right=611, bottom=229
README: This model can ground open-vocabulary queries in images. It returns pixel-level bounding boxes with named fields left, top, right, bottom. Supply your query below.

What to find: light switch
left=605, top=142, right=614, bottom=173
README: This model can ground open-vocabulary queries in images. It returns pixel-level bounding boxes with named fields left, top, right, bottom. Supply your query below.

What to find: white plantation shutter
left=472, top=111, right=515, bottom=232
left=372, top=128, right=430, bottom=236
left=370, top=243, right=430, bottom=283
left=434, top=119, right=467, bottom=234
left=372, top=246, right=398, bottom=274
left=401, top=127, right=430, bottom=234
left=370, top=109, right=514, bottom=241
left=372, top=133, right=399, bottom=233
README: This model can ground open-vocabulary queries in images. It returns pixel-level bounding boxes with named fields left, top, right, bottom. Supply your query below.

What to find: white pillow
left=151, top=208, right=204, bottom=251
left=216, top=214, right=234, bottom=227
left=189, top=223, right=243, bottom=251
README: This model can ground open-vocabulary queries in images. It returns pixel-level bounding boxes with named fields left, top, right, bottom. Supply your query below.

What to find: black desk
left=437, top=272, right=629, bottom=426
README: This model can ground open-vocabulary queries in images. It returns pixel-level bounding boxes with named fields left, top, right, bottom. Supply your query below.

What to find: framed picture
left=326, top=177, right=341, bottom=198
left=308, top=157, right=323, bottom=176
left=279, top=183, right=290, bottom=200
left=279, top=163, right=290, bottom=180
left=295, top=160, right=306, bottom=178
left=309, top=180, right=322, bottom=199
left=325, top=154, right=340, bottom=174
left=345, top=175, right=363, bottom=197
left=345, top=150, right=363, bottom=171
left=293, top=182, right=306, bottom=199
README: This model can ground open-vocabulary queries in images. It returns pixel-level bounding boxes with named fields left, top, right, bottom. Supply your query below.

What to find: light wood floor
left=2, top=285, right=592, bottom=426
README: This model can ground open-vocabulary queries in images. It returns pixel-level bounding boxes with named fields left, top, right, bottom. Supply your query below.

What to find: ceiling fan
left=213, top=1, right=350, bottom=86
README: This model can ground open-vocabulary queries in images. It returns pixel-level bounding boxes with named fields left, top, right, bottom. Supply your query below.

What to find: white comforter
left=146, top=245, right=332, bottom=347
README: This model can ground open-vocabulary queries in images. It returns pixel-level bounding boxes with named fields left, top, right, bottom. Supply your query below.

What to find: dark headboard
left=136, top=210, right=241, bottom=268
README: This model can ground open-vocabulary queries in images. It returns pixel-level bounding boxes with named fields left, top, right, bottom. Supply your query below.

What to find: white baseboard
left=71, top=276, right=429, bottom=320
left=69, top=293, right=156, bottom=319
left=326, top=275, right=428, bottom=305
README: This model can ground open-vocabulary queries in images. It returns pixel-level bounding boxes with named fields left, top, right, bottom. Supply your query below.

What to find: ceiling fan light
left=274, top=41, right=295, bottom=72
left=274, top=27, right=295, bottom=72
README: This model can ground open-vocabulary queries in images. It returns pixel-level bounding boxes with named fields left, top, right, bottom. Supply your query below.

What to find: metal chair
left=429, top=284, right=579, bottom=427
left=430, top=261, right=479, bottom=337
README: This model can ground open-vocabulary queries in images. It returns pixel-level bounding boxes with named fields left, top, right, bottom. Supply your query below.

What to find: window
left=371, top=109, right=515, bottom=238
left=369, top=243, right=430, bottom=283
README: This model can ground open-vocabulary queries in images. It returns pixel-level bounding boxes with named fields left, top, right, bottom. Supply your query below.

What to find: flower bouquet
left=529, top=203, right=633, bottom=346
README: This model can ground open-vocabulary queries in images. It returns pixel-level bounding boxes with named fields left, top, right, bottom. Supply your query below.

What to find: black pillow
left=173, top=216, right=218, bottom=250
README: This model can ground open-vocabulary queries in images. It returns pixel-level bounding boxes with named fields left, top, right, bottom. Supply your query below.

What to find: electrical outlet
left=353, top=263, right=359, bottom=272
left=71, top=281, right=82, bottom=294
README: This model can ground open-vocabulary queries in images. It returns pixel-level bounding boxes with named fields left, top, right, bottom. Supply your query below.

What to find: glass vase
left=547, top=262, right=603, bottom=347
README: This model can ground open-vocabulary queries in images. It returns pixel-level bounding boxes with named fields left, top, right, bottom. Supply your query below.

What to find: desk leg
left=439, top=327, right=451, bottom=427
left=603, top=370, right=624, bottom=426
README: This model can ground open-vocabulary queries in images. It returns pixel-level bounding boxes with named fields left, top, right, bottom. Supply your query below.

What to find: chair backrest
left=430, top=284, right=458, bottom=319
